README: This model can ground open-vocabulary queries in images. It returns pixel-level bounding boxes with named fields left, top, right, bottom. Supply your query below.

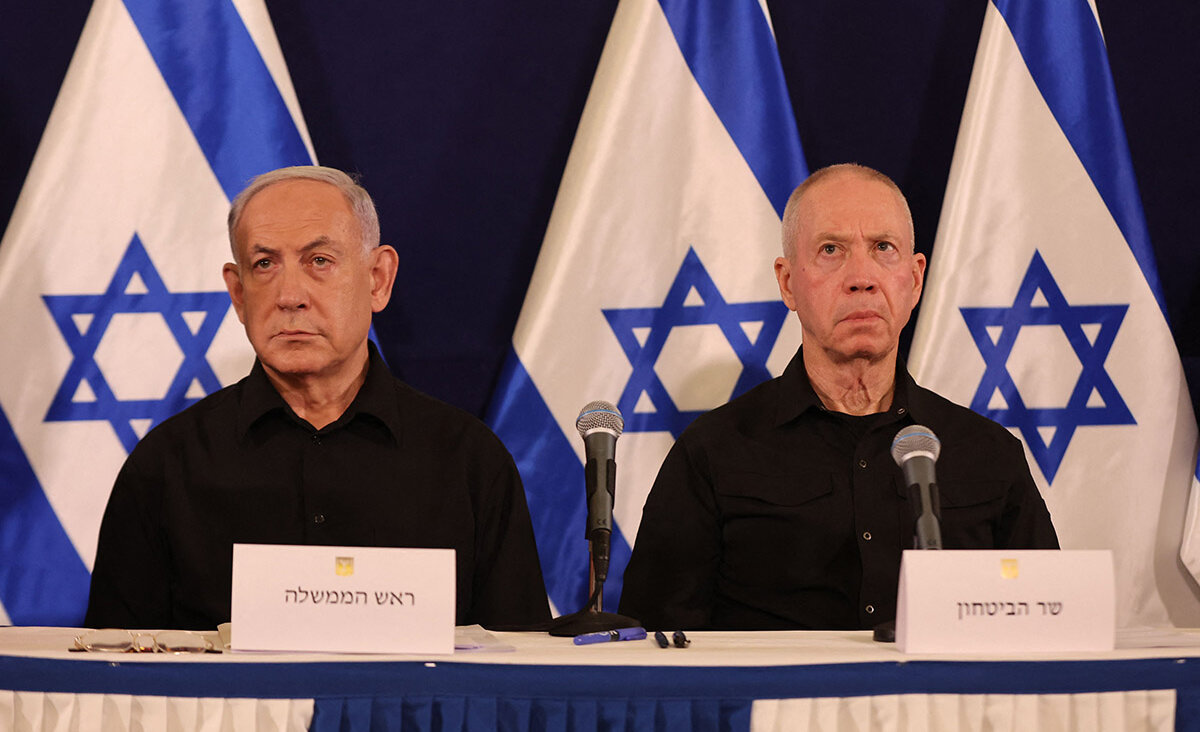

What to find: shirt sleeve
left=997, top=435, right=1060, bottom=550
left=84, top=449, right=174, bottom=629
left=618, top=434, right=721, bottom=630
left=467, top=447, right=552, bottom=628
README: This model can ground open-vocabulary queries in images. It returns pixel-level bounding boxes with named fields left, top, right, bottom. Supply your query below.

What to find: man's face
left=223, top=179, right=395, bottom=382
left=774, top=172, right=926, bottom=365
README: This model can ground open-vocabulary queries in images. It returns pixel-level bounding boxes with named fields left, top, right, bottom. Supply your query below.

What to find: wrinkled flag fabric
left=0, top=0, right=313, bottom=624
left=909, top=0, right=1200, bottom=627
left=486, top=0, right=807, bottom=614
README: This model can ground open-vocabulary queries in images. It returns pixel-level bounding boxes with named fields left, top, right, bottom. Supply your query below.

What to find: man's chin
left=257, top=344, right=332, bottom=378
left=828, top=340, right=896, bottom=365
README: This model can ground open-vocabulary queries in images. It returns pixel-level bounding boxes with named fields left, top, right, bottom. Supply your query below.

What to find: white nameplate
left=230, top=544, right=455, bottom=654
left=896, top=549, right=1114, bottom=653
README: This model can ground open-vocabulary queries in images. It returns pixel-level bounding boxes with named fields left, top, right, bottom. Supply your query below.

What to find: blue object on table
left=573, top=626, right=647, bottom=645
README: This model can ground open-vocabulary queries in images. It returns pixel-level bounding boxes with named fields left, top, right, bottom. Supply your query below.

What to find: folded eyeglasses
left=73, top=628, right=214, bottom=654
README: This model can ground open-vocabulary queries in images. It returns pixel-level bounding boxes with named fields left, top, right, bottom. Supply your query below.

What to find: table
left=3, top=627, right=1200, bottom=731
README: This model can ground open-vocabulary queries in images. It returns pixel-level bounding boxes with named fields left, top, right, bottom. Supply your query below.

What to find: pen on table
left=573, top=627, right=647, bottom=645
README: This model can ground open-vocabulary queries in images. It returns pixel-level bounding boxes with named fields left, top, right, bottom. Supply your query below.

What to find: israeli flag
left=909, top=0, right=1200, bottom=627
left=487, top=0, right=807, bottom=615
left=0, top=0, right=313, bottom=625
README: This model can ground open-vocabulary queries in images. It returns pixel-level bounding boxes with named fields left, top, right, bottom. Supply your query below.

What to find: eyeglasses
left=73, top=629, right=214, bottom=654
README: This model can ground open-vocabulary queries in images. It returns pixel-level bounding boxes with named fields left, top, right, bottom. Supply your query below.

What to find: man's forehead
left=233, top=180, right=361, bottom=258
left=799, top=174, right=911, bottom=238
left=242, top=178, right=350, bottom=214
left=805, top=172, right=901, bottom=208
left=237, top=181, right=356, bottom=233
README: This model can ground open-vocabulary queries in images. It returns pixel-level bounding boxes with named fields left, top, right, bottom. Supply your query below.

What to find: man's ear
left=774, top=256, right=799, bottom=312
left=911, top=251, right=927, bottom=303
left=369, top=245, right=399, bottom=313
left=222, top=262, right=247, bottom=324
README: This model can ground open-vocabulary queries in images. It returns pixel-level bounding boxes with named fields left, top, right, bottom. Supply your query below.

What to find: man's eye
left=877, top=241, right=896, bottom=251
left=253, top=259, right=272, bottom=269
left=312, top=256, right=329, bottom=266
left=821, top=244, right=838, bottom=255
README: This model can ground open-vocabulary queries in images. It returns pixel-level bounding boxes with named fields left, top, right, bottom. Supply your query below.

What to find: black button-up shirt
left=619, top=347, right=1058, bottom=630
left=85, top=344, right=550, bottom=630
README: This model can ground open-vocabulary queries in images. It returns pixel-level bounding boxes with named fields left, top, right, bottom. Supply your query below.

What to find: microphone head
left=576, top=400, right=624, bottom=438
left=891, top=424, right=941, bottom=465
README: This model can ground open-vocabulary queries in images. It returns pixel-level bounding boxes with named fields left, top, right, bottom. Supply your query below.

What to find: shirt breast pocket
left=711, top=471, right=849, bottom=584
left=713, top=470, right=835, bottom=512
left=935, top=479, right=1008, bottom=549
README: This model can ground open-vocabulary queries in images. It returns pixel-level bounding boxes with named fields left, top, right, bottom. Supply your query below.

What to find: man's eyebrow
left=813, top=231, right=849, bottom=242
left=247, top=236, right=338, bottom=258
left=299, top=236, right=337, bottom=253
left=246, top=243, right=279, bottom=259
left=813, top=230, right=905, bottom=242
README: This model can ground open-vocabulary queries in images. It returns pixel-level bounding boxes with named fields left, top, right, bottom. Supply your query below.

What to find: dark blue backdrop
left=3, top=1, right=1198, bottom=418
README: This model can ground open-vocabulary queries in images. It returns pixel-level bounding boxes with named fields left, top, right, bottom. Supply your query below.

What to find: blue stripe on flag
left=0, top=406, right=90, bottom=625
left=993, top=0, right=1167, bottom=319
left=486, top=350, right=633, bottom=615
left=122, top=0, right=312, bottom=201
left=658, top=0, right=808, bottom=217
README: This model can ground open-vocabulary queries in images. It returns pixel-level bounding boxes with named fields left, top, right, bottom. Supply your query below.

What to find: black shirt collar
left=236, top=341, right=401, bottom=442
left=773, top=347, right=823, bottom=427
left=773, top=345, right=921, bottom=427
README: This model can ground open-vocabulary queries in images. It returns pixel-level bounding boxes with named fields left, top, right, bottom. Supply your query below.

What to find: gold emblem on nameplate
left=1000, top=559, right=1019, bottom=579
left=335, top=557, right=354, bottom=576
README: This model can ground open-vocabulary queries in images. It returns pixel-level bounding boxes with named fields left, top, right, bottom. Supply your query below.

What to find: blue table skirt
left=3, top=655, right=1200, bottom=731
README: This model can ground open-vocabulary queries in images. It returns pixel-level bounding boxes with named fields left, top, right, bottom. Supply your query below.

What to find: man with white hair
left=620, top=163, right=1057, bottom=631
left=86, top=166, right=550, bottom=630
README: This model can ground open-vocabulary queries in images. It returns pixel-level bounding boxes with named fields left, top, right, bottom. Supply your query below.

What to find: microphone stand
left=874, top=479, right=944, bottom=643
left=548, top=533, right=640, bottom=636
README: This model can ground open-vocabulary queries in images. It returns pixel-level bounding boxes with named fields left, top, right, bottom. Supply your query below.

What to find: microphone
left=576, top=401, right=623, bottom=583
left=546, top=400, right=639, bottom=636
left=890, top=425, right=943, bottom=550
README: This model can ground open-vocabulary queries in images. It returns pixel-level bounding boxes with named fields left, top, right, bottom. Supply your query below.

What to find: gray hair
left=227, top=165, right=381, bottom=262
left=780, top=163, right=914, bottom=260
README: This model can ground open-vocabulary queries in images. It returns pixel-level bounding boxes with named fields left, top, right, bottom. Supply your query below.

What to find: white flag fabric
left=909, top=0, right=1200, bottom=627
left=486, top=0, right=807, bottom=615
left=1183, top=453, right=1200, bottom=587
left=0, top=0, right=314, bottom=625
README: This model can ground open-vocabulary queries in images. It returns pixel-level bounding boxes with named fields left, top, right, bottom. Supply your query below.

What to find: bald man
left=620, top=164, right=1057, bottom=631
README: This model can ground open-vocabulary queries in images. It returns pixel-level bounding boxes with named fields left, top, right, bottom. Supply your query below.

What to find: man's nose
left=845, top=246, right=877, bottom=293
left=275, top=264, right=308, bottom=309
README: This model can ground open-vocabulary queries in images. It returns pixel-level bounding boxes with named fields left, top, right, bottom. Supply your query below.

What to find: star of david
left=603, top=247, right=788, bottom=438
left=42, top=234, right=231, bottom=453
left=960, top=250, right=1133, bottom=483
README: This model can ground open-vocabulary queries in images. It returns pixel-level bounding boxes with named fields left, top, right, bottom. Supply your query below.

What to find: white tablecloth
left=2, top=626, right=1199, bottom=731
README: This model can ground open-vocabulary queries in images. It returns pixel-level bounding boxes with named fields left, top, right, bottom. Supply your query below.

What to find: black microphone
left=546, top=400, right=637, bottom=636
left=890, top=424, right=943, bottom=550
left=576, top=400, right=623, bottom=583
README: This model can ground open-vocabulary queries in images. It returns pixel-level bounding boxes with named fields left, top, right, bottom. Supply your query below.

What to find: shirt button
left=312, top=434, right=321, bottom=445
left=858, top=459, right=867, bottom=468
left=865, top=605, right=875, bottom=614
left=897, top=408, right=906, bottom=415
left=862, top=531, right=872, bottom=541
left=313, top=513, right=326, bottom=524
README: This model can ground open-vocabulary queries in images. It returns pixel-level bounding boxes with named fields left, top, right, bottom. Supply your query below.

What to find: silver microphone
left=891, top=424, right=943, bottom=550
left=576, top=401, right=623, bottom=581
